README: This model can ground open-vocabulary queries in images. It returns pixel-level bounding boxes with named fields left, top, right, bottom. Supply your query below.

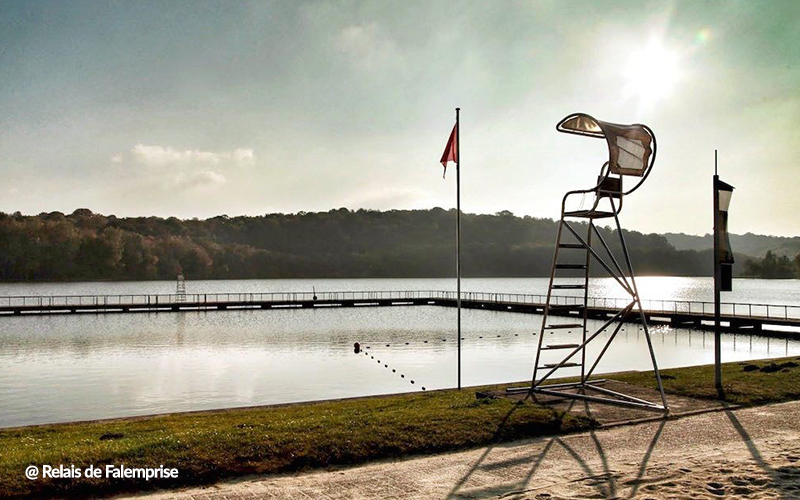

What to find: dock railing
left=0, top=290, right=799, bottom=320
left=440, top=291, right=800, bottom=321
left=0, top=290, right=440, bottom=309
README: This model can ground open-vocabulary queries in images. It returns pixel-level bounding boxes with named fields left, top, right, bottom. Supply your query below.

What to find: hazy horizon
left=2, top=1, right=799, bottom=236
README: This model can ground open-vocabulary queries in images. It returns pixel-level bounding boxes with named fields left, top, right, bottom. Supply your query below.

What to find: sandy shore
left=116, top=401, right=800, bottom=500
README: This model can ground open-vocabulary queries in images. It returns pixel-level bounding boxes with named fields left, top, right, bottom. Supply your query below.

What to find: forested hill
left=664, top=232, right=800, bottom=259
left=0, top=208, right=740, bottom=282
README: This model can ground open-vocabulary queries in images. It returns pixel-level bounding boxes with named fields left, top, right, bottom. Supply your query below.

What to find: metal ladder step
left=552, top=284, right=586, bottom=289
left=542, top=343, right=581, bottom=350
left=539, top=362, right=582, bottom=369
left=558, top=243, right=586, bottom=249
left=555, top=264, right=587, bottom=270
left=543, top=323, right=583, bottom=329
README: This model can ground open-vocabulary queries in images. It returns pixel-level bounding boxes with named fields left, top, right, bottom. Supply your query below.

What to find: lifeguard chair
left=507, top=113, right=669, bottom=413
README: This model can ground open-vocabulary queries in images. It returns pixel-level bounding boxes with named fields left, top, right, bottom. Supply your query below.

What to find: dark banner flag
left=715, top=178, right=734, bottom=291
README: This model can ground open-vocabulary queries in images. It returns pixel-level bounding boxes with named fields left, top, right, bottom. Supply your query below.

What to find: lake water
left=2, top=277, right=800, bottom=428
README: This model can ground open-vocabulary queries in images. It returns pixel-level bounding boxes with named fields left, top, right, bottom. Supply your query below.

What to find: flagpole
left=713, top=149, right=722, bottom=393
left=455, top=107, right=462, bottom=391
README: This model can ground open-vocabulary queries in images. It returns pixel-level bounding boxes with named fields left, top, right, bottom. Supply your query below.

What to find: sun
left=622, top=37, right=682, bottom=111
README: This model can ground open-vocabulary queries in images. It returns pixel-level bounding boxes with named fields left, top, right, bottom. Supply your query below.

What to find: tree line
left=743, top=251, right=800, bottom=279
left=0, top=208, right=736, bottom=281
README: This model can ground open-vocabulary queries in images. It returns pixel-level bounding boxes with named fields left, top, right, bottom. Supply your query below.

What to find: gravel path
left=116, top=401, right=800, bottom=500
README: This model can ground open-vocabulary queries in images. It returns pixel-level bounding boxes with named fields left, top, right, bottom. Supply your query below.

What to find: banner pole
left=713, top=150, right=722, bottom=393
left=456, top=107, right=461, bottom=390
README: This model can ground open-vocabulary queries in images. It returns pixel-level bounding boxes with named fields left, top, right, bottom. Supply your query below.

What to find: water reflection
left=1, top=303, right=799, bottom=428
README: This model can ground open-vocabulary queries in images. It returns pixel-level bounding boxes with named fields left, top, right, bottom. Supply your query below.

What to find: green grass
left=4, top=356, right=800, bottom=500
left=0, top=389, right=592, bottom=500
left=615, top=355, right=800, bottom=406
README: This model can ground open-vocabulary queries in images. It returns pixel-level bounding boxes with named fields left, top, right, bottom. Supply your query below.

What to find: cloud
left=336, top=23, right=401, bottom=72
left=130, top=144, right=255, bottom=168
left=173, top=170, right=227, bottom=189
left=113, top=144, right=255, bottom=191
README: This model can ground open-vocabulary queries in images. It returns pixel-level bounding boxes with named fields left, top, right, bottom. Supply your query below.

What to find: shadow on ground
left=446, top=395, right=800, bottom=499
left=446, top=397, right=665, bottom=500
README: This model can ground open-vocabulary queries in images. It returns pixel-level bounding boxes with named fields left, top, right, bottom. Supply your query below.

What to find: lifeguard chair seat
left=556, top=113, right=657, bottom=218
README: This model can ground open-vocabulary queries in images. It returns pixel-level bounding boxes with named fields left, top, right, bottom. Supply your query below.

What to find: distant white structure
left=176, top=273, right=186, bottom=302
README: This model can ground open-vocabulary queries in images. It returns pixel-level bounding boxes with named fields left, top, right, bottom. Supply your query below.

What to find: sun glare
left=622, top=38, right=682, bottom=111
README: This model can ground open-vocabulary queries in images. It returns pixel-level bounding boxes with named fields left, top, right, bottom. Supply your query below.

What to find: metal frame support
left=516, top=200, right=669, bottom=414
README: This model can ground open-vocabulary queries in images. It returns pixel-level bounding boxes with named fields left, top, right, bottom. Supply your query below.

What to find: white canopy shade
left=557, top=113, right=655, bottom=177
left=717, top=180, right=734, bottom=212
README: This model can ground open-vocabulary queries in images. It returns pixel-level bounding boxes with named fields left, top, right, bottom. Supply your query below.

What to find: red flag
left=439, top=123, right=458, bottom=178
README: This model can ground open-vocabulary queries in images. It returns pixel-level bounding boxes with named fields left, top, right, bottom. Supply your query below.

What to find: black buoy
left=353, top=342, right=361, bottom=354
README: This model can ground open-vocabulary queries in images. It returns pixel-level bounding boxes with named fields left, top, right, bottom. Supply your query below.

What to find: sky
left=0, top=0, right=798, bottom=236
